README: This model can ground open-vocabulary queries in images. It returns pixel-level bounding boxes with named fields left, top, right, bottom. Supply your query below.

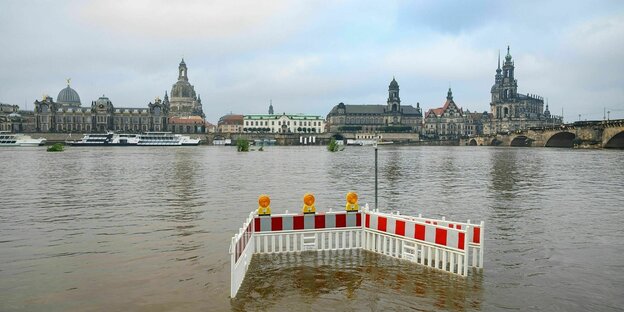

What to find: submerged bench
left=229, top=193, right=484, bottom=298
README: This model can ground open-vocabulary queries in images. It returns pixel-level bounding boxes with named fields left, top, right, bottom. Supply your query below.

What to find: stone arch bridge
left=462, top=119, right=624, bottom=148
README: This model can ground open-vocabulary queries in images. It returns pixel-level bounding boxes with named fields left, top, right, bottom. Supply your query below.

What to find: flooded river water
left=1, top=146, right=622, bottom=311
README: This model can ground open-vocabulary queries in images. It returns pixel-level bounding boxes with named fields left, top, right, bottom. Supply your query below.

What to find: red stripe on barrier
left=396, top=220, right=405, bottom=236
left=293, top=215, right=304, bottom=230
left=415, top=224, right=425, bottom=240
left=378, top=216, right=387, bottom=232
left=473, top=227, right=480, bottom=244
left=365, top=214, right=370, bottom=228
left=456, top=225, right=462, bottom=230
left=449, top=224, right=455, bottom=228
left=356, top=213, right=361, bottom=226
left=271, top=217, right=282, bottom=231
left=315, top=215, right=325, bottom=229
left=425, top=220, right=431, bottom=224
left=459, top=232, right=465, bottom=250
left=435, top=228, right=447, bottom=246
left=254, top=218, right=261, bottom=232
left=336, top=214, right=346, bottom=227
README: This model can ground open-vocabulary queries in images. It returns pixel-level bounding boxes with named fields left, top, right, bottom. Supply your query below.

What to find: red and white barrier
left=373, top=210, right=485, bottom=268
left=254, top=211, right=361, bottom=232
left=229, top=211, right=255, bottom=298
left=229, top=206, right=484, bottom=298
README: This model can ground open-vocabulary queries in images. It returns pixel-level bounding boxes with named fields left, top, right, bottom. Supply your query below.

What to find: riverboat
left=347, top=139, right=377, bottom=146
left=0, top=131, right=47, bottom=147
left=213, top=139, right=232, bottom=145
left=67, top=132, right=200, bottom=146
left=137, top=132, right=201, bottom=146
left=66, top=132, right=139, bottom=146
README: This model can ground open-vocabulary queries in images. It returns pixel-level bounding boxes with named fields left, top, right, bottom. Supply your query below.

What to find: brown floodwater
left=0, top=146, right=622, bottom=311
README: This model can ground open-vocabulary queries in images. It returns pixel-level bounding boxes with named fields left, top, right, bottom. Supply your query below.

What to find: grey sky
left=1, top=0, right=623, bottom=123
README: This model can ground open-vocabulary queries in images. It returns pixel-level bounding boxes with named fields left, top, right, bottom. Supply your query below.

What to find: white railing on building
left=229, top=204, right=484, bottom=298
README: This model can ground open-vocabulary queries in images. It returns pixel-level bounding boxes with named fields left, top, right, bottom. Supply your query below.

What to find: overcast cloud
left=0, top=0, right=623, bottom=122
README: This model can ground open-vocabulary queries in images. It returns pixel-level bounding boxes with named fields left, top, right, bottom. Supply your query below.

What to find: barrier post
left=479, top=220, right=485, bottom=268
left=464, top=225, right=470, bottom=276
left=230, top=237, right=236, bottom=298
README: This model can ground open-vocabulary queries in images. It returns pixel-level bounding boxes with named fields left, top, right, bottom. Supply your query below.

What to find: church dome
left=57, top=84, right=81, bottom=107
left=171, top=80, right=196, bottom=98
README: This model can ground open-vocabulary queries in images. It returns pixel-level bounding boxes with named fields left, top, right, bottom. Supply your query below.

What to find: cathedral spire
left=498, top=50, right=501, bottom=70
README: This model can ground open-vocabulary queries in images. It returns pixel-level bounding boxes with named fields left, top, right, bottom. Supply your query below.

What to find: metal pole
left=374, top=144, right=378, bottom=210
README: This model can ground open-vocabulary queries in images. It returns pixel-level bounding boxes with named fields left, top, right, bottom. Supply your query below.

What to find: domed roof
left=96, top=95, right=110, bottom=105
left=389, top=77, right=399, bottom=89
left=171, top=80, right=197, bottom=99
left=57, top=83, right=81, bottom=107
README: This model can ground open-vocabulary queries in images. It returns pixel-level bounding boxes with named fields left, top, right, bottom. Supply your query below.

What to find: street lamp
left=374, top=140, right=378, bottom=210
left=608, top=111, right=610, bottom=121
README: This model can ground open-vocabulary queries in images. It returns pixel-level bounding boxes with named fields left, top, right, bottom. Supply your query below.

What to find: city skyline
left=1, top=1, right=623, bottom=123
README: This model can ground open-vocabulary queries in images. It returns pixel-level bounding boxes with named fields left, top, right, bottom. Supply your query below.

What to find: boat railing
left=229, top=195, right=484, bottom=298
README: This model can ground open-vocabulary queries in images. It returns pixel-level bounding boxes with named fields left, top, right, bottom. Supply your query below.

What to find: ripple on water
left=0, top=146, right=623, bottom=311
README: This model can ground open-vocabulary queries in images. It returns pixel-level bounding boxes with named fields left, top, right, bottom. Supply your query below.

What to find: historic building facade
left=243, top=113, right=325, bottom=134
left=0, top=103, right=37, bottom=132
left=33, top=82, right=169, bottom=133
left=169, top=59, right=204, bottom=118
left=31, top=58, right=212, bottom=134
left=423, top=88, right=466, bottom=140
left=169, top=116, right=212, bottom=133
left=217, top=114, right=244, bottom=133
left=326, top=78, right=422, bottom=133
left=486, top=47, right=562, bottom=134
left=463, top=110, right=491, bottom=137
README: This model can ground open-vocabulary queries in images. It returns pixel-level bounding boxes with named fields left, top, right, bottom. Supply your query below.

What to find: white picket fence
left=229, top=205, right=484, bottom=298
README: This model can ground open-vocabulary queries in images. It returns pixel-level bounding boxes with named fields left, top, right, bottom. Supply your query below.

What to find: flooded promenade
left=1, top=146, right=623, bottom=311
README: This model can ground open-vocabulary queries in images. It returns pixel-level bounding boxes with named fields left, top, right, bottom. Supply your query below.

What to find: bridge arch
left=510, top=136, right=532, bottom=147
left=469, top=139, right=477, bottom=146
left=604, top=131, right=624, bottom=149
left=545, top=131, right=575, bottom=148
left=331, top=133, right=344, bottom=140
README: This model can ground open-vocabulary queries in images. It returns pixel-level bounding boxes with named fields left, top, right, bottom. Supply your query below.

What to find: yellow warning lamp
left=345, top=192, right=359, bottom=212
left=302, top=193, right=316, bottom=214
left=258, top=194, right=271, bottom=216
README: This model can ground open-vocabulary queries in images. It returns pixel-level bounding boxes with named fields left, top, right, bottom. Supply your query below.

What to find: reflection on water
left=0, top=146, right=623, bottom=311
left=233, top=251, right=483, bottom=312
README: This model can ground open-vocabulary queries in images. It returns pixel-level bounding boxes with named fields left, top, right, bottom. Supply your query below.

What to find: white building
left=243, top=113, right=325, bottom=134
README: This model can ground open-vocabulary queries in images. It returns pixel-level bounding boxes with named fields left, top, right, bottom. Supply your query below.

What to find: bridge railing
left=229, top=205, right=484, bottom=298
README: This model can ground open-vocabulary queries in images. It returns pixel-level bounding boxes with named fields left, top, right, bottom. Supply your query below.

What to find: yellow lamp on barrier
left=302, top=193, right=316, bottom=214
left=345, top=192, right=359, bottom=212
left=258, top=194, right=271, bottom=216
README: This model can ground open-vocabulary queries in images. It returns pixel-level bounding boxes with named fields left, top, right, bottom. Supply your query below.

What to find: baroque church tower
left=491, top=46, right=520, bottom=119
left=486, top=46, right=557, bottom=134
left=387, top=77, right=401, bottom=112
left=169, top=59, right=205, bottom=118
